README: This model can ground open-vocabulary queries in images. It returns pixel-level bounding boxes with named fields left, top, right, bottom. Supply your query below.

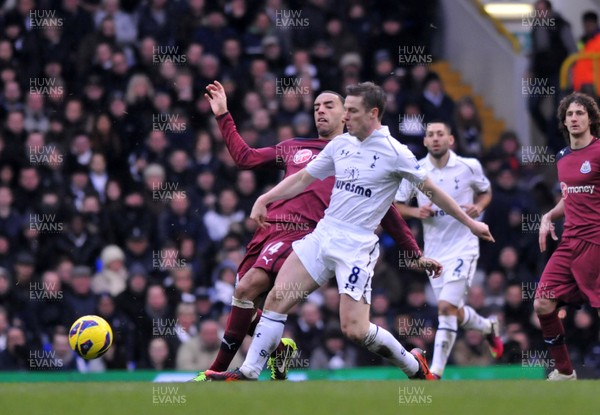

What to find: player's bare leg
left=458, top=304, right=503, bottom=361
left=534, top=297, right=576, bottom=380
left=209, top=252, right=319, bottom=380
left=339, top=294, right=431, bottom=379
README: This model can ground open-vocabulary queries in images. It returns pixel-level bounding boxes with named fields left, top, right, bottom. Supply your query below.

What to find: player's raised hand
left=250, top=197, right=270, bottom=229
left=413, top=256, right=443, bottom=278
left=538, top=212, right=557, bottom=252
left=204, top=80, right=228, bottom=117
left=469, top=221, right=494, bottom=242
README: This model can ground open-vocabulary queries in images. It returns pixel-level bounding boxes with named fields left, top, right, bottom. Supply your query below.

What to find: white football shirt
left=306, top=126, right=427, bottom=232
left=395, top=150, right=490, bottom=260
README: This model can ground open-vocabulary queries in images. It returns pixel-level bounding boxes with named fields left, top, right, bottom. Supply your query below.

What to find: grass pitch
left=1, top=380, right=598, bottom=415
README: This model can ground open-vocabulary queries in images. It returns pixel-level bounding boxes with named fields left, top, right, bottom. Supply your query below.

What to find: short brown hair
left=346, top=82, right=386, bottom=121
left=557, top=92, right=600, bottom=142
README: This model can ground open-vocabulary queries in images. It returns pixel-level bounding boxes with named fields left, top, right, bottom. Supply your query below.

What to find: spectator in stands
left=291, top=302, right=325, bottom=360
left=176, top=318, right=243, bottom=371
left=110, top=188, right=154, bottom=247
left=115, top=264, right=147, bottom=325
left=23, top=92, right=49, bottom=134
left=0, top=269, right=22, bottom=324
left=203, top=187, right=244, bottom=242
left=0, top=326, right=28, bottom=371
left=29, top=270, right=71, bottom=345
left=311, top=327, right=358, bottom=370
left=92, top=245, right=127, bottom=296
left=167, top=266, right=196, bottom=306
left=49, top=326, right=79, bottom=371
left=141, top=337, right=173, bottom=370
left=484, top=270, right=506, bottom=310
left=137, top=0, right=181, bottom=47
left=579, top=11, right=600, bottom=47
left=451, top=330, right=495, bottom=367
left=94, top=0, right=137, bottom=47
left=454, top=96, right=483, bottom=158
left=123, top=227, right=153, bottom=271
left=96, top=292, right=135, bottom=369
left=0, top=186, right=21, bottom=243
left=65, top=265, right=96, bottom=319
left=420, top=72, right=455, bottom=131
left=54, top=212, right=104, bottom=268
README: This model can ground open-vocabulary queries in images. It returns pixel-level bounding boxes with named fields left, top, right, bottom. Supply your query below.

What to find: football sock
left=239, top=310, right=287, bottom=379
left=249, top=308, right=286, bottom=356
left=430, top=315, right=458, bottom=376
left=209, top=298, right=254, bottom=371
left=538, top=309, right=574, bottom=375
left=247, top=308, right=262, bottom=336
left=460, top=305, right=492, bottom=334
left=363, top=323, right=419, bottom=376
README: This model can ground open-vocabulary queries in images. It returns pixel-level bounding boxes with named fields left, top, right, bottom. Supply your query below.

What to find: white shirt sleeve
left=305, top=140, right=336, bottom=180
left=395, top=178, right=416, bottom=203
left=469, top=159, right=491, bottom=193
left=394, top=146, right=427, bottom=185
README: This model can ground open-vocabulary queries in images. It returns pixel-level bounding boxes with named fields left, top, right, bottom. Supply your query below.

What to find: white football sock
left=430, top=315, right=458, bottom=377
left=239, top=310, right=287, bottom=379
left=363, top=323, right=418, bottom=376
left=460, top=305, right=492, bottom=334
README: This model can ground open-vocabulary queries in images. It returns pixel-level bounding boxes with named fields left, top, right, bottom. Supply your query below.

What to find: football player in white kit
left=205, top=82, right=494, bottom=381
left=395, top=121, right=504, bottom=379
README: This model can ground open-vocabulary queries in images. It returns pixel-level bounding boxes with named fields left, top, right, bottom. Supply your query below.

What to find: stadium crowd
left=0, top=0, right=598, bottom=376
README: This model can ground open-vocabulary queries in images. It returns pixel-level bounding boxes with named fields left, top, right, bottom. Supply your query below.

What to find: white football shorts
left=430, top=255, right=479, bottom=308
left=292, top=216, right=379, bottom=304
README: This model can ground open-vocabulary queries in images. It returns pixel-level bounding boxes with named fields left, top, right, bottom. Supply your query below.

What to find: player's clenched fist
left=250, top=196, right=270, bottom=229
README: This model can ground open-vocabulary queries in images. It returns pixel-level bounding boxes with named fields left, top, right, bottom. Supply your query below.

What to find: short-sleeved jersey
left=217, top=113, right=421, bottom=254
left=556, top=137, right=600, bottom=243
left=218, top=112, right=331, bottom=226
left=306, top=126, right=426, bottom=232
left=395, top=151, right=490, bottom=259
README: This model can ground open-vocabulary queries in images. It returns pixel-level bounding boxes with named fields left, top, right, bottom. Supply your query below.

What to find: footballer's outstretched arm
left=250, top=169, right=316, bottom=227
left=539, top=198, right=564, bottom=252
left=419, top=177, right=494, bottom=242
left=206, top=80, right=278, bottom=169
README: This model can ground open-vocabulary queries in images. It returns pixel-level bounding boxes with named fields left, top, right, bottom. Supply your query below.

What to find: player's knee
left=341, top=322, right=366, bottom=344
left=235, top=269, right=270, bottom=300
left=437, top=301, right=458, bottom=316
left=533, top=298, right=556, bottom=315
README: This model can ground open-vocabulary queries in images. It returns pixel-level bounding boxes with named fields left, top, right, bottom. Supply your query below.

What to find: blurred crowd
left=0, top=0, right=598, bottom=376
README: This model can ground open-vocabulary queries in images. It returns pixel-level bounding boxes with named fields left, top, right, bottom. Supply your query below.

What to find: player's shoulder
left=279, top=137, right=325, bottom=147
left=556, top=146, right=572, bottom=162
left=327, top=133, right=353, bottom=147
left=454, top=154, right=484, bottom=173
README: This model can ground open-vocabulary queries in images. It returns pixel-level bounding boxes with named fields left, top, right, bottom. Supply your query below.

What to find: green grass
left=0, top=380, right=598, bottom=415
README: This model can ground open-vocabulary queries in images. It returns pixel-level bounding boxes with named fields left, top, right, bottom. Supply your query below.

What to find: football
left=69, top=315, right=113, bottom=360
